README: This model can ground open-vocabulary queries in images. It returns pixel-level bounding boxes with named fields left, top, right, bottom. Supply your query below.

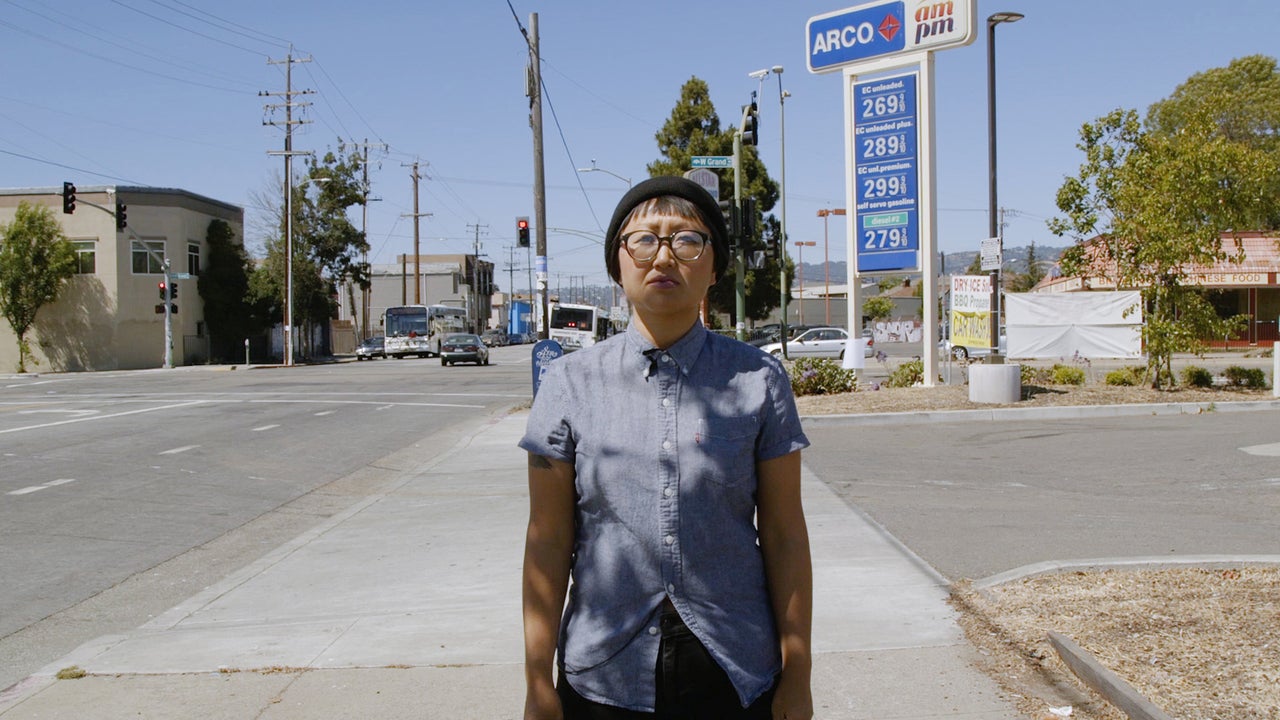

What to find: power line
left=144, top=0, right=291, bottom=50
left=0, top=17, right=246, bottom=94
left=106, top=0, right=269, bottom=56
left=0, top=147, right=144, bottom=184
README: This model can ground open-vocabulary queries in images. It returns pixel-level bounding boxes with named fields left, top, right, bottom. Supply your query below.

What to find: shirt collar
left=624, top=321, right=707, bottom=377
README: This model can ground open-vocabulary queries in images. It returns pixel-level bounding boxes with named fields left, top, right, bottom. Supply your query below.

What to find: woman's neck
left=630, top=310, right=699, bottom=349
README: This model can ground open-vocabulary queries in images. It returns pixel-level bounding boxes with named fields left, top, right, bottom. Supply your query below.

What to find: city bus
left=384, top=304, right=467, bottom=358
left=549, top=303, right=611, bottom=352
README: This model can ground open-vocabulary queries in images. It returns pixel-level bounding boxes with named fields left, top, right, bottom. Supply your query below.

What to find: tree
left=1050, top=94, right=1274, bottom=387
left=648, top=77, right=786, bottom=324
left=1146, top=55, right=1280, bottom=231
left=250, top=143, right=370, bottom=358
left=0, top=202, right=77, bottom=372
left=862, top=295, right=895, bottom=325
left=198, top=219, right=269, bottom=361
left=1008, top=241, right=1047, bottom=292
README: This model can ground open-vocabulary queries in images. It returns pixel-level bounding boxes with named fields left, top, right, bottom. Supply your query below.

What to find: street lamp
left=816, top=208, right=845, bottom=325
left=793, top=241, right=815, bottom=325
left=576, top=159, right=632, bottom=188
left=284, top=175, right=329, bottom=367
left=749, top=66, right=792, bottom=355
left=987, top=11, right=1023, bottom=359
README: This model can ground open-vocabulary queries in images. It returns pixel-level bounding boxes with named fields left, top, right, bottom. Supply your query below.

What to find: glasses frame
left=620, top=230, right=710, bottom=264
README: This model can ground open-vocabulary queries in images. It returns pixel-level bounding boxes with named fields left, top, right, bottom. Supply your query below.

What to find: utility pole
left=468, top=223, right=488, bottom=332
left=353, top=138, right=386, bottom=339
left=401, top=161, right=431, bottom=305
left=505, top=245, right=518, bottom=336
left=262, top=46, right=313, bottom=366
left=527, top=13, right=549, bottom=339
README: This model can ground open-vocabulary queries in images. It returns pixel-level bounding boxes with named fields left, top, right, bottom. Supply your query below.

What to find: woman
left=521, top=176, right=813, bottom=719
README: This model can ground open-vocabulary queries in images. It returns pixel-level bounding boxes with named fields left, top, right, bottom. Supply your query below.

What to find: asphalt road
left=0, top=346, right=532, bottom=691
left=804, top=411, right=1280, bottom=582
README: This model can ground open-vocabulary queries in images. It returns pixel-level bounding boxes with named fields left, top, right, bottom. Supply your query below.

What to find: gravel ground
left=798, top=380, right=1279, bottom=720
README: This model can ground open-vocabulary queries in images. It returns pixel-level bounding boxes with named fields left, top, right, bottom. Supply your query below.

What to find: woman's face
left=616, top=207, right=716, bottom=320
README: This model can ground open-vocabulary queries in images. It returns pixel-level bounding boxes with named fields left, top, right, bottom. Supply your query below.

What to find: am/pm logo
left=807, top=0, right=976, bottom=74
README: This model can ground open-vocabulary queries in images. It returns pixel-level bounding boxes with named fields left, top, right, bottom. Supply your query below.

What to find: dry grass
left=952, top=568, right=1280, bottom=720
left=797, top=381, right=1278, bottom=719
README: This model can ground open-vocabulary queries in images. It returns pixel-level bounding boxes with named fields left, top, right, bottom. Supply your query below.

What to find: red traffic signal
left=516, top=216, right=530, bottom=247
left=158, top=281, right=168, bottom=300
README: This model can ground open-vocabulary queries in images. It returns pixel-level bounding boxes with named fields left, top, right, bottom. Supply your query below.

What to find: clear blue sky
left=4, top=0, right=1277, bottom=289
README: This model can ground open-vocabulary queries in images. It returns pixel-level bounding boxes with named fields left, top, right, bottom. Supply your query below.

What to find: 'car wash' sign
left=807, top=0, right=976, bottom=73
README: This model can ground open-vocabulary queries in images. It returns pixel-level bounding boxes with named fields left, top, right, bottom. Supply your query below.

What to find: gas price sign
left=853, top=71, right=919, bottom=273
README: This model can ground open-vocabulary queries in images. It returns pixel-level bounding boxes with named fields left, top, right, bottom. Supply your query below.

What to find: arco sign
left=806, top=0, right=976, bottom=73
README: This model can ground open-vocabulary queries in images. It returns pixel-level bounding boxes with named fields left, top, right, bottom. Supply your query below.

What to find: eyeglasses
left=620, top=230, right=709, bottom=263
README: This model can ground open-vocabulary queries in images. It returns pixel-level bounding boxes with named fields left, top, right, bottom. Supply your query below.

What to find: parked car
left=440, top=333, right=490, bottom=366
left=481, top=329, right=508, bottom=347
left=759, top=327, right=873, bottom=359
left=941, top=333, right=1007, bottom=361
left=355, top=336, right=385, bottom=361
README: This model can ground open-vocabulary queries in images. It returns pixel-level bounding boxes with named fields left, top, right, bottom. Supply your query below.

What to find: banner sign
left=950, top=275, right=992, bottom=349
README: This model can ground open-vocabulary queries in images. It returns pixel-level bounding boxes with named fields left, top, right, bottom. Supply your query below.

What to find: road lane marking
left=6, top=479, right=76, bottom=496
left=314, top=410, right=336, bottom=416
left=252, top=424, right=280, bottom=432
left=159, top=445, right=200, bottom=455
left=252, top=399, right=485, bottom=409
left=17, top=408, right=98, bottom=416
left=1240, top=442, right=1280, bottom=457
left=0, top=401, right=207, bottom=435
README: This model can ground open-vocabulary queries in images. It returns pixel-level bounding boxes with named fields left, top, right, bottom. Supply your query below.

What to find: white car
left=760, top=327, right=873, bottom=359
left=941, top=333, right=1007, bottom=361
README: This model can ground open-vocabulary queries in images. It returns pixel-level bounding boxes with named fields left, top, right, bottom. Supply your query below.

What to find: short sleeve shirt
left=519, top=322, right=810, bottom=711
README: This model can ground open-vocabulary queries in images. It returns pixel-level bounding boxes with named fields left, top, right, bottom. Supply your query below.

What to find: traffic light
left=62, top=182, right=76, bottom=214
left=115, top=202, right=127, bottom=230
left=717, top=200, right=740, bottom=245
left=742, top=100, right=759, bottom=146
left=158, top=281, right=168, bottom=300
left=169, top=282, right=178, bottom=300
left=740, top=197, right=757, bottom=244
left=516, top=216, right=530, bottom=247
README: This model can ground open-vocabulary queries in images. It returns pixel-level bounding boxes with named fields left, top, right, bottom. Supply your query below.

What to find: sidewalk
left=0, top=410, right=1020, bottom=720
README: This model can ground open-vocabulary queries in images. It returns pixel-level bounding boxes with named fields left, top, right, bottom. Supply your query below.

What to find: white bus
left=384, top=304, right=467, bottom=358
left=549, top=303, right=611, bottom=352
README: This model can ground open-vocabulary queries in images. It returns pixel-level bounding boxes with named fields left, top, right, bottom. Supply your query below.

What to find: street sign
left=173, top=273, right=192, bottom=280
left=531, top=339, right=563, bottom=398
left=980, top=237, right=1002, bottom=271
left=853, top=71, right=919, bottom=273
left=690, top=156, right=733, bottom=169
left=683, top=168, right=720, bottom=198
left=807, top=0, right=977, bottom=74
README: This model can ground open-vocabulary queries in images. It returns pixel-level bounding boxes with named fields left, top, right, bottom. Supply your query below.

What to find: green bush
left=1180, top=365, right=1214, bottom=388
left=1050, top=364, right=1086, bottom=385
left=1019, top=365, right=1053, bottom=385
left=885, top=358, right=924, bottom=388
left=1223, top=365, right=1267, bottom=389
left=788, top=357, right=857, bottom=396
left=1105, top=366, right=1144, bottom=386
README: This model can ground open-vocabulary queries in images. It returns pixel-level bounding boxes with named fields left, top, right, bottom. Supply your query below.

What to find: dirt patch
left=951, top=568, right=1280, bottom=720
left=797, top=381, right=1278, bottom=719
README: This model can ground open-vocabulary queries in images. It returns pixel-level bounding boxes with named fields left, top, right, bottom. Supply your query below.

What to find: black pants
left=558, top=610, right=775, bottom=720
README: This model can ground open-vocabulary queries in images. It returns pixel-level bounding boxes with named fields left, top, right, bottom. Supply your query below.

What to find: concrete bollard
left=969, top=363, right=1021, bottom=404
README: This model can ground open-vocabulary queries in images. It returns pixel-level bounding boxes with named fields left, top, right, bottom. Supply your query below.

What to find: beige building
left=0, top=185, right=244, bottom=371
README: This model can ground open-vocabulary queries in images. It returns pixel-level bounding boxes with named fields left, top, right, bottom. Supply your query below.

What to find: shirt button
left=662, top=440, right=672, bottom=450
left=662, top=398, right=671, bottom=407
left=667, top=583, right=675, bottom=594
left=663, top=487, right=673, bottom=498
left=664, top=535, right=675, bottom=545
left=662, top=355, right=671, bottom=363
left=649, top=626, right=659, bottom=636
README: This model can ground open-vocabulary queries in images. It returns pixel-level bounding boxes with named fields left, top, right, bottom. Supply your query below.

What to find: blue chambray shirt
left=519, top=322, right=810, bottom=711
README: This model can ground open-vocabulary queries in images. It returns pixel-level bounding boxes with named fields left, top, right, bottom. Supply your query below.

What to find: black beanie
left=604, top=176, right=729, bottom=283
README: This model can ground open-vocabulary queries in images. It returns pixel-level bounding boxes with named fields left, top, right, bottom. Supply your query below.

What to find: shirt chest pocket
left=694, top=415, right=759, bottom=487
